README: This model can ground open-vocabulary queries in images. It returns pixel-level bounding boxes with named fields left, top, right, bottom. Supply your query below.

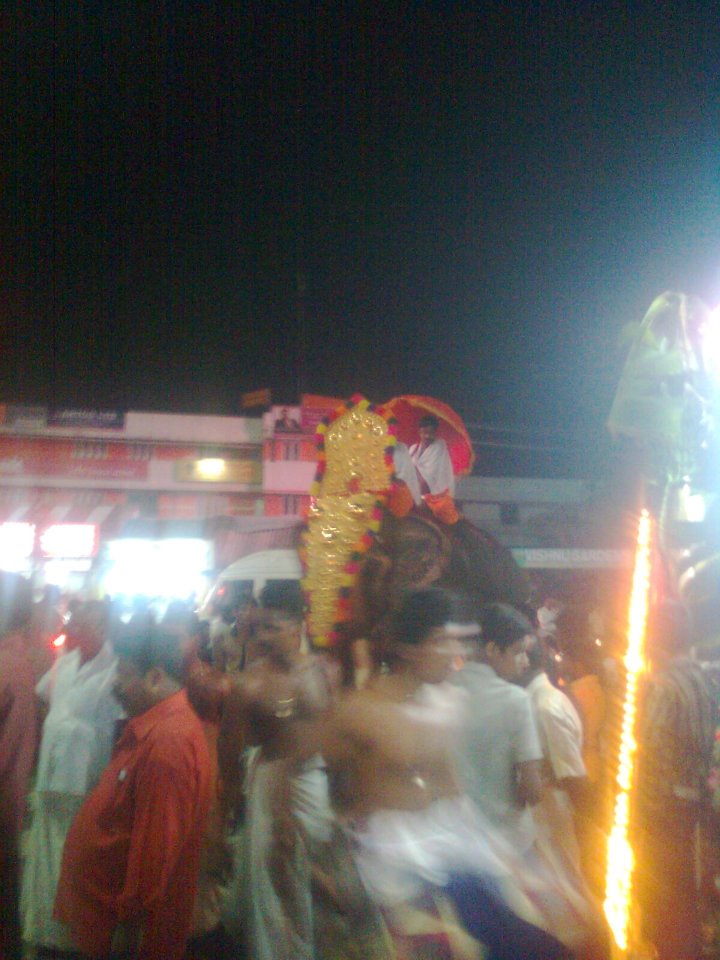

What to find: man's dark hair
left=479, top=603, right=532, bottom=651
left=419, top=414, right=440, bottom=430
left=391, top=588, right=476, bottom=647
left=112, top=616, right=187, bottom=683
left=525, top=633, right=547, bottom=673
left=259, top=580, right=304, bottom=621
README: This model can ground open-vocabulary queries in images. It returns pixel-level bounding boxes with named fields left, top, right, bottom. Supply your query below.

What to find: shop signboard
left=47, top=409, right=126, bottom=430
left=241, top=389, right=272, bottom=410
left=61, top=460, right=148, bottom=480
left=300, top=394, right=344, bottom=434
left=511, top=547, right=631, bottom=569
left=174, top=458, right=263, bottom=486
left=0, top=438, right=148, bottom=481
left=0, top=404, right=48, bottom=429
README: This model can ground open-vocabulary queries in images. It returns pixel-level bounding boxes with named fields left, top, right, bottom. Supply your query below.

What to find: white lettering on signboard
left=511, top=548, right=631, bottom=569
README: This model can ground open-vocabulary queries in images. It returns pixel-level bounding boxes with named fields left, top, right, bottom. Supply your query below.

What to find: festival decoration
left=609, top=294, right=706, bottom=440
left=607, top=291, right=720, bottom=621
left=385, top=395, right=475, bottom=476
left=603, top=291, right=720, bottom=955
left=302, top=395, right=396, bottom=647
left=603, top=510, right=652, bottom=957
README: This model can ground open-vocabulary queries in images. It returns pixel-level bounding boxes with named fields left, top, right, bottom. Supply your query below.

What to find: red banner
left=300, top=394, right=344, bottom=434
left=0, top=438, right=149, bottom=480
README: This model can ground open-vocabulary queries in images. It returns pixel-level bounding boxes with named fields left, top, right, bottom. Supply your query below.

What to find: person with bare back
left=218, top=581, right=334, bottom=960
left=323, top=588, right=574, bottom=960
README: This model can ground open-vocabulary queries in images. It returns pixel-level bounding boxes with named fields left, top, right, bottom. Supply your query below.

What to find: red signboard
left=300, top=394, right=344, bottom=434
left=0, top=438, right=149, bottom=481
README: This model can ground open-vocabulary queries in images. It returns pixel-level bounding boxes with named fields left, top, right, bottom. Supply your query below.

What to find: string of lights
left=603, top=508, right=652, bottom=955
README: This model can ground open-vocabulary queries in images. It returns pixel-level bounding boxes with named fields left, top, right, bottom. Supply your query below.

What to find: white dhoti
left=23, top=644, right=121, bottom=950
left=350, top=794, right=599, bottom=951
left=21, top=791, right=85, bottom=949
left=531, top=788, right=605, bottom=947
left=348, top=794, right=551, bottom=929
left=222, top=751, right=330, bottom=960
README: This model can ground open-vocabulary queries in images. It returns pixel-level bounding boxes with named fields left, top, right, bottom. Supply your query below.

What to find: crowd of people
left=1, top=566, right=718, bottom=960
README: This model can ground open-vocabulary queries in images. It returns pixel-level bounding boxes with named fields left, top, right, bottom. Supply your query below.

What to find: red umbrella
left=384, top=395, right=475, bottom=476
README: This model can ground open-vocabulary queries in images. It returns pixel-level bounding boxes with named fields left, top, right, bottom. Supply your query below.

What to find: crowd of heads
left=0, top=565, right=663, bottom=700
left=4, top=543, right=714, bottom=960
left=387, top=588, right=601, bottom=689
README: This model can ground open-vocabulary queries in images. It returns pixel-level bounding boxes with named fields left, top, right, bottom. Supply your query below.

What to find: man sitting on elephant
left=410, top=414, right=455, bottom=498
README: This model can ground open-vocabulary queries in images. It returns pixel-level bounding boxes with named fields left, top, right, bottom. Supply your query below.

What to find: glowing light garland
left=604, top=508, right=652, bottom=954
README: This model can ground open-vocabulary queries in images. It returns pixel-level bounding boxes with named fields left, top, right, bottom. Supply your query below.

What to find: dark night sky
left=2, top=3, right=720, bottom=469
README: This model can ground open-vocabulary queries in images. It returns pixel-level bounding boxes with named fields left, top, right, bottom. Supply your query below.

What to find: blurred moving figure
left=219, top=581, right=333, bottom=960
left=555, top=608, right=606, bottom=787
left=0, top=573, right=37, bottom=960
left=162, top=604, right=236, bottom=958
left=55, top=619, right=213, bottom=960
left=27, top=584, right=64, bottom=680
left=523, top=633, right=609, bottom=960
left=523, top=632, right=588, bottom=872
left=211, top=597, right=257, bottom=675
left=555, top=606, right=607, bottom=894
left=21, top=600, right=122, bottom=956
left=453, top=603, right=542, bottom=858
left=325, top=589, right=573, bottom=960
left=635, top=601, right=717, bottom=960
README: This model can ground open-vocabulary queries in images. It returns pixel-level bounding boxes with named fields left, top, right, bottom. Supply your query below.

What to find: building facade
left=0, top=404, right=267, bottom=585
left=0, top=400, right=628, bottom=594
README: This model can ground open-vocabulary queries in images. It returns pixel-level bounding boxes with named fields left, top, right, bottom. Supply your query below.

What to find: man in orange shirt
left=55, top=618, right=213, bottom=960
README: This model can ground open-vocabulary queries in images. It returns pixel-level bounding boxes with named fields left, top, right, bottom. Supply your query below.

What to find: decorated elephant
left=301, top=395, right=529, bottom=677
left=352, top=509, right=529, bottom=644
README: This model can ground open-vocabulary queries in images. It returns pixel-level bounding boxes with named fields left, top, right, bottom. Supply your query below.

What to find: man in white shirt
left=21, top=600, right=124, bottom=954
left=409, top=415, right=455, bottom=497
left=524, top=633, right=587, bottom=862
left=523, top=634, right=611, bottom=958
left=453, top=603, right=542, bottom=856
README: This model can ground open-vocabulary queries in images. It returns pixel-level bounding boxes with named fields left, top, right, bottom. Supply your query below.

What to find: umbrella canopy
left=384, top=395, right=475, bottom=476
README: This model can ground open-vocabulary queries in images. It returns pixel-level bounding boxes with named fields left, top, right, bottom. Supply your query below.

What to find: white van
left=198, top=548, right=303, bottom=619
